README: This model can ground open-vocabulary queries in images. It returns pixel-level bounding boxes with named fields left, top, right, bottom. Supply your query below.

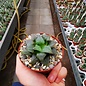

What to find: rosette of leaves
left=68, top=29, right=75, bottom=41
left=78, top=44, right=85, bottom=51
left=75, top=50, right=83, bottom=58
left=20, top=34, right=58, bottom=66
left=62, top=15, right=68, bottom=21
left=73, top=34, right=80, bottom=43
left=82, top=29, right=86, bottom=38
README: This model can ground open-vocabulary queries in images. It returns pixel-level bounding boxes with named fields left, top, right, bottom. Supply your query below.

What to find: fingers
left=47, top=62, right=62, bottom=83
left=51, top=80, right=65, bottom=86
left=55, top=67, right=67, bottom=84
left=16, top=54, right=29, bottom=75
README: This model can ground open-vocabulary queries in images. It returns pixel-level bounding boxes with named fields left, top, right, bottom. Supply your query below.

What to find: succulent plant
left=79, top=63, right=86, bottom=72
left=19, top=33, right=63, bottom=71
left=0, top=0, right=19, bottom=41
left=78, top=44, right=85, bottom=51
left=68, top=29, right=75, bottom=41
left=75, top=50, right=83, bottom=58
left=73, top=34, right=80, bottom=42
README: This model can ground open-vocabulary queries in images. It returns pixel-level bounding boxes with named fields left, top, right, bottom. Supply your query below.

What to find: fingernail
left=49, top=75, right=54, bottom=82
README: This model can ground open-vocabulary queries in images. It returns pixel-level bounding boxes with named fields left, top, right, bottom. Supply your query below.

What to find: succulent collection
left=56, top=0, right=86, bottom=85
left=57, top=0, right=86, bottom=27
left=19, top=33, right=63, bottom=72
left=0, top=0, right=19, bottom=41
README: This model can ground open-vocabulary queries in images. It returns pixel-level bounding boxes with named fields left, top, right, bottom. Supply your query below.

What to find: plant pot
left=18, top=33, right=64, bottom=73
left=83, top=51, right=86, bottom=57
left=79, top=63, right=86, bottom=72
left=75, top=50, right=83, bottom=59
left=81, top=57, right=86, bottom=63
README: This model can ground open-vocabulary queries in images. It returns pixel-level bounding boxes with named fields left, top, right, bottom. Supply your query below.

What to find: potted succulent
left=68, top=29, right=75, bottom=41
left=79, top=63, right=86, bottom=72
left=75, top=50, right=83, bottom=59
left=81, top=57, right=86, bottom=63
left=18, top=33, right=64, bottom=73
left=73, top=34, right=80, bottom=45
left=77, top=44, right=85, bottom=51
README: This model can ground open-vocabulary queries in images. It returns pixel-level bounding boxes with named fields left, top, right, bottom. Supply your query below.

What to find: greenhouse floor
left=0, top=0, right=76, bottom=86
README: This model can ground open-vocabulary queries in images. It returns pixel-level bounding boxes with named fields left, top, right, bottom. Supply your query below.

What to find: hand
left=16, top=55, right=67, bottom=86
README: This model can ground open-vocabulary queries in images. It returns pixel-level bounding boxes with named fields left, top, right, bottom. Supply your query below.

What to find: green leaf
left=26, top=40, right=33, bottom=46
left=21, top=50, right=31, bottom=56
left=37, top=53, right=46, bottom=61
left=42, top=46, right=52, bottom=54
left=41, top=56, right=50, bottom=65
left=42, top=34, right=50, bottom=41
left=31, top=34, right=37, bottom=40
left=49, top=41, right=56, bottom=47
left=36, top=36, right=45, bottom=44
left=30, top=55, right=38, bottom=65
left=27, top=42, right=34, bottom=53
left=52, top=48, right=57, bottom=55
left=33, top=45, right=41, bottom=52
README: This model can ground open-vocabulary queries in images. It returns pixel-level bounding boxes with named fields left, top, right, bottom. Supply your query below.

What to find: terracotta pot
left=73, top=41, right=79, bottom=45
left=18, top=33, right=64, bottom=73
left=79, top=63, right=86, bottom=72
left=75, top=50, right=83, bottom=59
left=81, top=57, right=86, bottom=63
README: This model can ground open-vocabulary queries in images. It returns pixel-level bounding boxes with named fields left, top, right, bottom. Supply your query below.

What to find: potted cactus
left=18, top=33, right=64, bottom=73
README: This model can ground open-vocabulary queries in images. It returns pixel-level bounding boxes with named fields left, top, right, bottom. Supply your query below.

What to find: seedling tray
left=53, top=0, right=86, bottom=86
left=0, top=0, right=25, bottom=70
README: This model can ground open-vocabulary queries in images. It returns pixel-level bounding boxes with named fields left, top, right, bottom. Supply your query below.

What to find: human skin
left=16, top=55, right=67, bottom=86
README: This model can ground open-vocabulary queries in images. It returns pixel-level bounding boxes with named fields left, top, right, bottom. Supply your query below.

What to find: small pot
left=75, top=50, right=83, bottom=59
left=81, top=57, right=86, bottom=63
left=18, top=33, right=64, bottom=73
left=79, top=63, right=86, bottom=72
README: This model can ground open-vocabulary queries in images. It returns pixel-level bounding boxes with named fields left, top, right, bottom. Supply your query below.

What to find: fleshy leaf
left=27, top=43, right=34, bottom=53
left=37, top=53, right=46, bottom=61
left=25, top=40, right=33, bottom=45
left=52, top=48, right=57, bottom=55
left=49, top=40, right=56, bottom=47
left=21, top=50, right=31, bottom=55
left=42, top=46, right=52, bottom=54
left=33, top=45, right=41, bottom=52
left=31, top=34, right=37, bottom=40
left=30, top=55, right=38, bottom=65
left=41, top=56, right=50, bottom=65
left=36, top=36, right=45, bottom=44
left=42, top=34, right=50, bottom=41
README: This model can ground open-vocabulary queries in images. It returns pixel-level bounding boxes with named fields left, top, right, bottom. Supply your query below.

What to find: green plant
left=0, top=0, right=19, bottom=41
left=68, top=29, right=75, bottom=40
left=19, top=33, right=62, bottom=71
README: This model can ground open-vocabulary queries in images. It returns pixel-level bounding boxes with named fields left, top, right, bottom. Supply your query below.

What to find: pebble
left=28, top=64, right=32, bottom=67
left=35, top=68, right=39, bottom=71
left=54, top=61, right=58, bottom=65
left=46, top=66, right=50, bottom=70
left=49, top=64, right=54, bottom=69
left=42, top=66, right=46, bottom=69
left=31, top=68, right=35, bottom=70
left=25, top=61, right=29, bottom=66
